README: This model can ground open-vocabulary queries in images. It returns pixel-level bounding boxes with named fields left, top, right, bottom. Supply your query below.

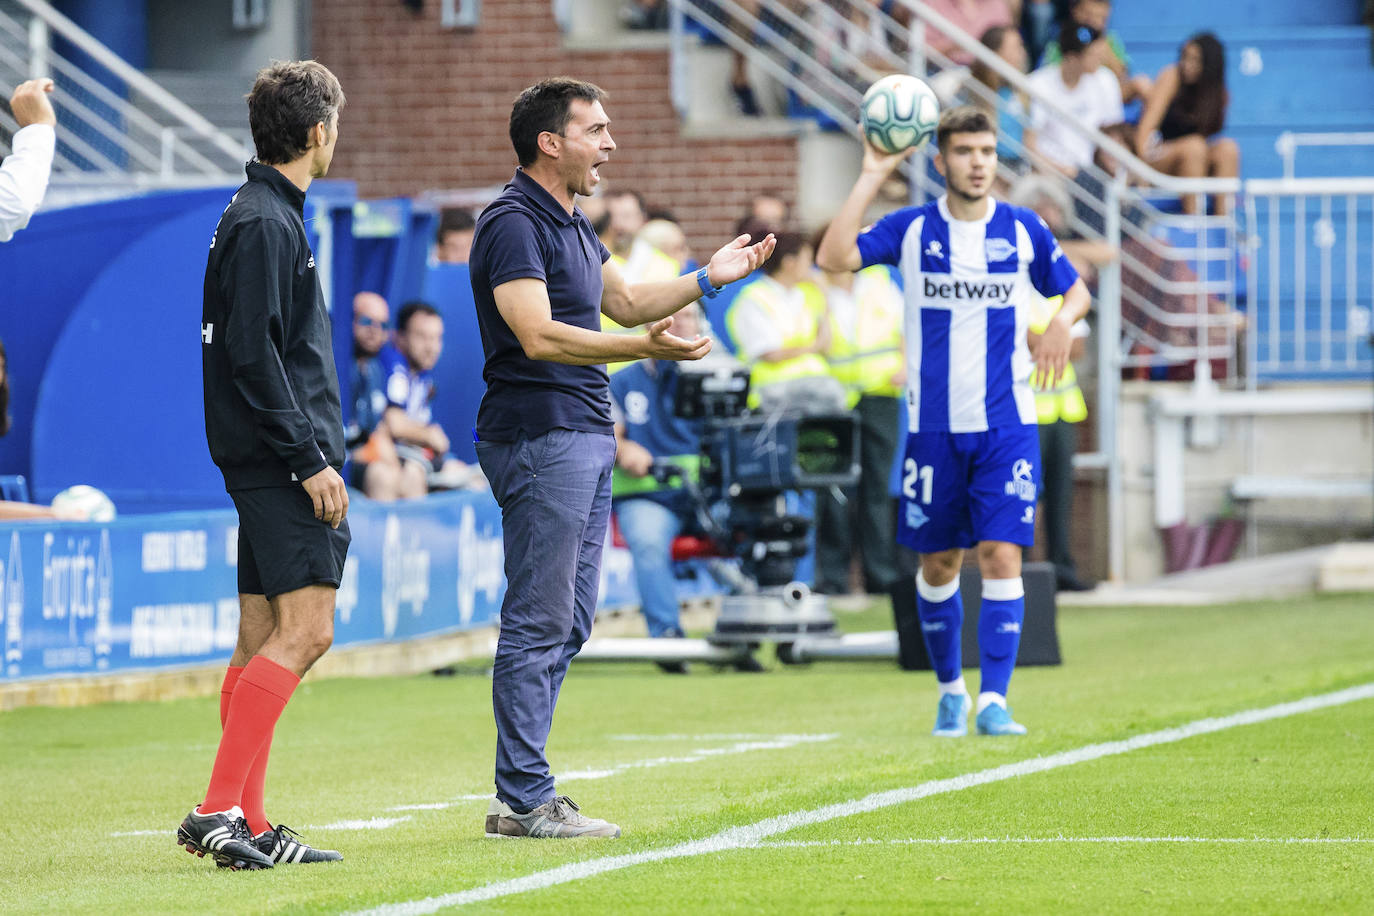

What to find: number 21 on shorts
left=902, top=459, right=933, bottom=504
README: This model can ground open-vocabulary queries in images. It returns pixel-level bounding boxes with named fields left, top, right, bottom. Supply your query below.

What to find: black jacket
left=201, top=162, right=344, bottom=490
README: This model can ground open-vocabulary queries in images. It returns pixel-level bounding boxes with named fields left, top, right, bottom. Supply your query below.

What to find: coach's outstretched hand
left=302, top=465, right=349, bottom=528
left=703, top=232, right=777, bottom=289
left=642, top=315, right=712, bottom=362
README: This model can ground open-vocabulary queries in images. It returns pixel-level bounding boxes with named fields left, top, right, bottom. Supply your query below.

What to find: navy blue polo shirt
left=469, top=169, right=613, bottom=442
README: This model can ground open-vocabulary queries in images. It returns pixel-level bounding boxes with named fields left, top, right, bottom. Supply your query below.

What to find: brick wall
left=312, top=0, right=799, bottom=258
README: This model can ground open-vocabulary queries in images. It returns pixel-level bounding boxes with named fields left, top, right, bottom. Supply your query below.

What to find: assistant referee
left=178, top=60, right=349, bottom=872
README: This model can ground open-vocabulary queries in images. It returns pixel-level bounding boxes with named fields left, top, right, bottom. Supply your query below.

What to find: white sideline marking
left=758, top=836, right=1374, bottom=847
left=559, top=734, right=838, bottom=781
left=388, top=803, right=457, bottom=812
left=112, top=830, right=167, bottom=837
left=306, top=816, right=412, bottom=831
left=351, top=682, right=1374, bottom=916
left=609, top=733, right=774, bottom=741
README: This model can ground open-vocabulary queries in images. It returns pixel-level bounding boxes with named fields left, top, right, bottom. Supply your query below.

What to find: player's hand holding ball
left=859, top=74, right=939, bottom=174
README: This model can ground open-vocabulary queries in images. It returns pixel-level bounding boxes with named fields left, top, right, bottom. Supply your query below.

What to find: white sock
left=977, top=692, right=1006, bottom=713
left=938, top=676, right=967, bottom=697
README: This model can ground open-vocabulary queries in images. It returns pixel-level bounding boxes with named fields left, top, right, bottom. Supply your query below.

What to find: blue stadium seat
left=0, top=475, right=30, bottom=503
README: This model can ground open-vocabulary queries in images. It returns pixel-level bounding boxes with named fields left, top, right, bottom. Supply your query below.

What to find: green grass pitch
left=2, top=594, right=1372, bottom=914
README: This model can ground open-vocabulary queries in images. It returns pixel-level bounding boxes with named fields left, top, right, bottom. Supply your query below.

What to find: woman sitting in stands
left=1135, top=31, right=1240, bottom=214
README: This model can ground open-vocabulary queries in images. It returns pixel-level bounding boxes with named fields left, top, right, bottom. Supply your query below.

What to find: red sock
left=219, top=665, right=245, bottom=728
left=219, top=664, right=273, bottom=833
left=202, top=656, right=299, bottom=815
left=240, top=726, right=275, bottom=835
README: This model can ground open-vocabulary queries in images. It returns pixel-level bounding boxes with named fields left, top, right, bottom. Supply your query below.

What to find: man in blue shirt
left=609, top=306, right=707, bottom=666
left=470, top=77, right=774, bottom=839
left=346, top=291, right=426, bottom=501
left=817, top=107, right=1090, bottom=739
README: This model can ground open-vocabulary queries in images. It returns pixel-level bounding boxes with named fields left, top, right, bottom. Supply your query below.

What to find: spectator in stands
left=1040, top=0, right=1150, bottom=104
left=609, top=306, right=709, bottom=670
left=922, top=0, right=1016, bottom=67
left=1026, top=23, right=1122, bottom=177
left=626, top=218, right=691, bottom=283
left=1020, top=0, right=1064, bottom=65
left=811, top=225, right=905, bottom=598
left=1135, top=32, right=1239, bottom=215
left=736, top=193, right=790, bottom=236
left=621, top=0, right=667, bottom=29
left=346, top=292, right=425, bottom=501
left=726, top=230, right=844, bottom=411
left=603, top=188, right=648, bottom=263
left=0, top=78, right=56, bottom=243
left=380, top=300, right=485, bottom=491
left=434, top=208, right=476, bottom=265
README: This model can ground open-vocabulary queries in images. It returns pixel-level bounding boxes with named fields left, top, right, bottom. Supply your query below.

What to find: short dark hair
left=1058, top=22, right=1101, bottom=57
left=508, top=77, right=608, bottom=168
left=246, top=60, right=345, bottom=165
left=936, top=106, right=997, bottom=152
left=435, top=207, right=475, bottom=244
left=397, top=300, right=441, bottom=333
left=761, top=230, right=807, bottom=277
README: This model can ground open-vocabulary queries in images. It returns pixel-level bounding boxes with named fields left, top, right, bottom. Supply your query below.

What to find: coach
left=471, top=77, right=774, bottom=839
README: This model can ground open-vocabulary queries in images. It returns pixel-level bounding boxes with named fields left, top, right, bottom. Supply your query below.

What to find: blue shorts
left=896, top=425, right=1041, bottom=553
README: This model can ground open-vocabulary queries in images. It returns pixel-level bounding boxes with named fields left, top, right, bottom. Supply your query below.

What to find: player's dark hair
left=761, top=230, right=807, bottom=277
left=0, top=337, right=9, bottom=438
left=397, top=300, right=441, bottom=333
left=936, top=106, right=996, bottom=152
left=509, top=77, right=608, bottom=168
left=435, top=207, right=475, bottom=245
left=1057, top=22, right=1101, bottom=57
left=1175, top=31, right=1228, bottom=138
left=246, top=60, right=345, bottom=165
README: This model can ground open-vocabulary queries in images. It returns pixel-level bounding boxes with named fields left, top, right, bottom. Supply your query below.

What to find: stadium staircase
left=0, top=0, right=245, bottom=208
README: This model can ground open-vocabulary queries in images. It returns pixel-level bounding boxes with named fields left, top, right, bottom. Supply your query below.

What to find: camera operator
left=609, top=306, right=712, bottom=672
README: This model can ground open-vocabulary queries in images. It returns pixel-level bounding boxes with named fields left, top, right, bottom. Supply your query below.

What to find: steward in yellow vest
left=813, top=261, right=905, bottom=595
left=1027, top=292, right=1092, bottom=592
left=725, top=231, right=844, bottom=410
left=602, top=222, right=688, bottom=373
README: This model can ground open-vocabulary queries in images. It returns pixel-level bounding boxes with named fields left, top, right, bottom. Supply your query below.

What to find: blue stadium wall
left=0, top=187, right=639, bottom=684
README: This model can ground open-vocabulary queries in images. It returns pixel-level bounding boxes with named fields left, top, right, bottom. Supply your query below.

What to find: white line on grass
left=111, top=830, right=168, bottom=837
left=757, top=836, right=1374, bottom=847
left=351, top=682, right=1374, bottom=916
left=306, top=816, right=412, bottom=831
left=608, top=733, right=776, bottom=741
left=558, top=734, right=838, bottom=780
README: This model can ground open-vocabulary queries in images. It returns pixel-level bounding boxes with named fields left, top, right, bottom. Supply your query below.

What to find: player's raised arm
left=815, top=139, right=913, bottom=274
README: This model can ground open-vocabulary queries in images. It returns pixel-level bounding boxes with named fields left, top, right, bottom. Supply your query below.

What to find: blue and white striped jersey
left=857, top=196, right=1078, bottom=433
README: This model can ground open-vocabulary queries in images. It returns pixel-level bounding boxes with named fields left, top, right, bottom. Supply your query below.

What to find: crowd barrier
left=0, top=490, right=640, bottom=684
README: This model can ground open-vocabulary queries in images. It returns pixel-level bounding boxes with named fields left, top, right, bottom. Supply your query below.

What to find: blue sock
left=978, top=577, right=1025, bottom=698
left=916, top=571, right=963, bottom=684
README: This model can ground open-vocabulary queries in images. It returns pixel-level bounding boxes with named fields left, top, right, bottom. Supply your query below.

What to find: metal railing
left=0, top=0, right=246, bottom=195
left=1276, top=131, right=1374, bottom=181
left=1243, top=177, right=1374, bottom=385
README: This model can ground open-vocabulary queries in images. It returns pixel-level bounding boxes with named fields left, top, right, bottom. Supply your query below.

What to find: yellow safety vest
left=823, top=265, right=905, bottom=402
left=1028, top=294, right=1088, bottom=424
left=601, top=247, right=684, bottom=374
left=726, top=275, right=832, bottom=407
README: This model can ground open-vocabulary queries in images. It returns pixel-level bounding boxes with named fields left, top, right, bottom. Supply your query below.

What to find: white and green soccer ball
left=51, top=484, right=117, bottom=522
left=859, top=74, right=940, bottom=155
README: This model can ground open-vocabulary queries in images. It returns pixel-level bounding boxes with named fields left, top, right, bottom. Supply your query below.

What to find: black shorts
left=230, top=485, right=351, bottom=598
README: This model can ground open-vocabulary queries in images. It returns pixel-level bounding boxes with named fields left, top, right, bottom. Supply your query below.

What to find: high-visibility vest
left=602, top=245, right=684, bottom=374
left=823, top=265, right=905, bottom=401
left=1028, top=293, right=1089, bottom=424
left=726, top=275, right=832, bottom=407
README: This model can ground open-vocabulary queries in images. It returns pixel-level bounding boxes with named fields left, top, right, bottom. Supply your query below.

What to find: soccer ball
left=51, top=485, right=117, bottom=522
left=859, top=74, right=940, bottom=155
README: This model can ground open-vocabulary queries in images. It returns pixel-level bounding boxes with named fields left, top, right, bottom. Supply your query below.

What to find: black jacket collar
left=246, top=160, right=307, bottom=214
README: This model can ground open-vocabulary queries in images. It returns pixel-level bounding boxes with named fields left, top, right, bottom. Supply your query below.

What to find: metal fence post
left=1100, top=172, right=1125, bottom=582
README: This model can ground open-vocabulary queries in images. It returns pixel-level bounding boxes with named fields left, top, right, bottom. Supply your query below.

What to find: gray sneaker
left=484, top=795, right=621, bottom=838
